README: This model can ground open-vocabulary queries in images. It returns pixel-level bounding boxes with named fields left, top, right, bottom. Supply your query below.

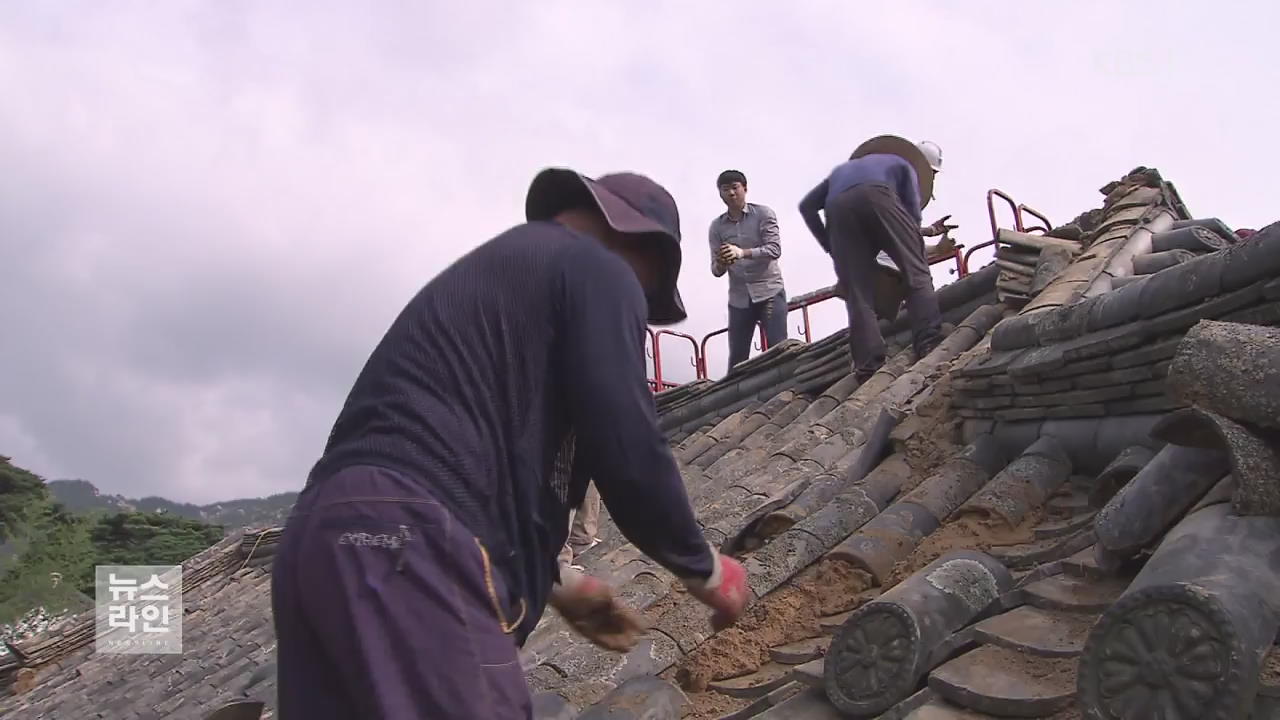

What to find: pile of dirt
left=674, top=588, right=816, bottom=693
left=642, top=582, right=684, bottom=621
left=900, top=418, right=962, bottom=487
left=681, top=690, right=751, bottom=719
left=883, top=512, right=1039, bottom=588
left=791, top=557, right=875, bottom=616
left=1009, top=650, right=1076, bottom=685
left=1261, top=646, right=1280, bottom=687
left=674, top=559, right=873, bottom=692
left=894, top=376, right=963, bottom=487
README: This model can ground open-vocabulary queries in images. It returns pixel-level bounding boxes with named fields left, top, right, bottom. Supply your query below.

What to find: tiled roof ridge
left=950, top=223, right=1280, bottom=425
left=1008, top=183, right=1178, bottom=316
left=987, top=220, right=1279, bottom=353
left=988, top=168, right=1176, bottom=311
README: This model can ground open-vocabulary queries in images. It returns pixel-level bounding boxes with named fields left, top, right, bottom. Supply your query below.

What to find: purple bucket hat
left=526, top=167, right=686, bottom=325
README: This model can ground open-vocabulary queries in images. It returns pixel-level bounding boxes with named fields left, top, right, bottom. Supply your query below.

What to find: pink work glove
left=682, top=546, right=750, bottom=631
left=549, top=567, right=649, bottom=652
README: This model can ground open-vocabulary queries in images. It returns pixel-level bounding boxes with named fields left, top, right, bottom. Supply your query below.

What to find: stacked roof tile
left=2, top=167, right=1279, bottom=720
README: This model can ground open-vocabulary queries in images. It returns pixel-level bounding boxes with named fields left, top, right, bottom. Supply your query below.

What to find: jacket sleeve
left=557, top=246, right=715, bottom=581
left=798, top=179, right=831, bottom=252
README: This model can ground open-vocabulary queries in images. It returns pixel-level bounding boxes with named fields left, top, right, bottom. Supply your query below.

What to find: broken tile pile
left=990, top=229, right=1080, bottom=308
left=1, top=166, right=1278, bottom=720
left=1, top=608, right=68, bottom=657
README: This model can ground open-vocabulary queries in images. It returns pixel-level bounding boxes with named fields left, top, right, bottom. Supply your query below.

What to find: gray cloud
left=1, top=1, right=1277, bottom=503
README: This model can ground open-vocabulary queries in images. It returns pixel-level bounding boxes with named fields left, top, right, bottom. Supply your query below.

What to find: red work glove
left=549, top=567, right=649, bottom=652
left=681, top=546, right=750, bottom=631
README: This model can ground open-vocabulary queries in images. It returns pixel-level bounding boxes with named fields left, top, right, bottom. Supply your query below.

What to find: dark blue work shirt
left=798, top=153, right=923, bottom=251
left=308, top=220, right=714, bottom=643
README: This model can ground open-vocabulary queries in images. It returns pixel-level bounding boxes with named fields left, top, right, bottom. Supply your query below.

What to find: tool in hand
left=923, top=214, right=959, bottom=237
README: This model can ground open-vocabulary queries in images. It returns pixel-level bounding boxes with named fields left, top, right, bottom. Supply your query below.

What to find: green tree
left=0, top=500, right=96, bottom=622
left=0, top=456, right=50, bottom=542
left=0, top=455, right=225, bottom=623
left=87, top=511, right=224, bottom=573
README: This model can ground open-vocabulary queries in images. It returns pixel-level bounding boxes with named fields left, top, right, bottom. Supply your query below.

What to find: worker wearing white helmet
left=873, top=141, right=956, bottom=264
left=916, top=140, right=954, bottom=235
left=870, top=140, right=958, bottom=303
left=918, top=140, right=943, bottom=172
left=798, top=135, right=957, bottom=384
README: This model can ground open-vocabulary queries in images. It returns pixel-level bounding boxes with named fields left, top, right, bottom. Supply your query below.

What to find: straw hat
left=850, top=134, right=935, bottom=210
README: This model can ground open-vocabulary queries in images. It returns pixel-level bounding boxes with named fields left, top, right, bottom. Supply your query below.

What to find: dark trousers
left=727, top=289, right=789, bottom=371
left=272, top=465, right=532, bottom=720
left=827, top=183, right=942, bottom=379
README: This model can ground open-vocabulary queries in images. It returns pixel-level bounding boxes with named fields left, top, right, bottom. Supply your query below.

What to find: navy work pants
left=271, top=465, right=532, bottom=720
left=827, top=183, right=943, bottom=381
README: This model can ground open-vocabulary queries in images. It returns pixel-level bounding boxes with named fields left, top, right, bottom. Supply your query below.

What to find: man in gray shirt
left=710, top=169, right=788, bottom=373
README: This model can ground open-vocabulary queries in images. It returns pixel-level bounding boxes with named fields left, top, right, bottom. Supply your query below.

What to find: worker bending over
left=799, top=136, right=954, bottom=384
left=270, top=168, right=749, bottom=719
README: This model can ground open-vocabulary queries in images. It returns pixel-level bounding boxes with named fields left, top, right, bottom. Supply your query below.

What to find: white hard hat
left=917, top=140, right=943, bottom=172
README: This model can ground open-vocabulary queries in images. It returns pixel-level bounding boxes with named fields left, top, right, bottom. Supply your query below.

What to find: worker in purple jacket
left=270, top=168, right=750, bottom=719
left=799, top=136, right=952, bottom=384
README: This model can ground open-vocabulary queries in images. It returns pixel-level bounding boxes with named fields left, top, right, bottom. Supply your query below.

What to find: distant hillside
left=46, top=479, right=296, bottom=532
left=1, top=457, right=230, bottom=625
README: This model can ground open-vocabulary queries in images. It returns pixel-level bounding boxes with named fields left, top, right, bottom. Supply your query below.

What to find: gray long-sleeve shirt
left=709, top=202, right=785, bottom=307
left=798, top=154, right=924, bottom=252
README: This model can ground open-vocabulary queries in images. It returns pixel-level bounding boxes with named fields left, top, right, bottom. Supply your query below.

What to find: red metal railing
left=695, top=288, right=842, bottom=379
left=651, top=329, right=699, bottom=390
left=644, top=328, right=660, bottom=392
left=930, top=240, right=968, bottom=279
left=696, top=327, right=727, bottom=379
left=1018, top=203, right=1052, bottom=234
left=961, top=188, right=1053, bottom=276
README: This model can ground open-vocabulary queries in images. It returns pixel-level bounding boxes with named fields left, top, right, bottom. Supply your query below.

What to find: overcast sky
left=2, top=2, right=1277, bottom=505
